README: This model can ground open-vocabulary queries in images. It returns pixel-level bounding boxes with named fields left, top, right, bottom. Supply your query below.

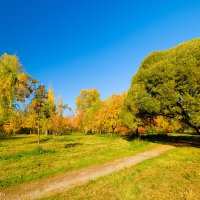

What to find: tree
left=93, top=93, right=130, bottom=134
left=76, top=89, right=100, bottom=113
left=42, top=87, right=56, bottom=135
left=121, top=39, right=200, bottom=134
left=76, top=89, right=100, bottom=133
left=30, top=84, right=47, bottom=143
left=3, top=110, right=23, bottom=134
left=56, top=96, right=67, bottom=117
left=43, top=87, right=56, bottom=118
left=48, top=114, right=72, bottom=135
left=22, top=109, right=37, bottom=134
left=0, top=53, right=34, bottom=132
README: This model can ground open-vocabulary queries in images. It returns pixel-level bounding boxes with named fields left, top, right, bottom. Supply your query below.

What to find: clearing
left=1, top=133, right=199, bottom=200
left=0, top=133, right=159, bottom=189
left=2, top=145, right=174, bottom=200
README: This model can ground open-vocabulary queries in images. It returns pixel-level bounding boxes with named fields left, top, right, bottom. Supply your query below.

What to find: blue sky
left=0, top=0, right=200, bottom=110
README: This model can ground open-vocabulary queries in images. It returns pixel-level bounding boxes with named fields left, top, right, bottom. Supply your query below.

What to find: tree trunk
left=136, top=128, right=140, bottom=141
left=183, top=119, right=200, bottom=134
left=111, top=125, right=116, bottom=135
left=85, top=126, right=88, bottom=135
left=177, top=103, right=200, bottom=134
left=194, top=127, right=200, bottom=134
left=38, top=127, right=40, bottom=144
left=38, top=113, right=40, bottom=144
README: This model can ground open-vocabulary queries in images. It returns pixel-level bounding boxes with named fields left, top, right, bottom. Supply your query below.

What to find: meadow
left=0, top=133, right=159, bottom=189
left=42, top=135, right=200, bottom=200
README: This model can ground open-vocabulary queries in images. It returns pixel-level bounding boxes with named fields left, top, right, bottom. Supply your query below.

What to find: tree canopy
left=76, top=89, right=100, bottom=113
left=121, top=38, right=200, bottom=134
left=0, top=53, right=34, bottom=127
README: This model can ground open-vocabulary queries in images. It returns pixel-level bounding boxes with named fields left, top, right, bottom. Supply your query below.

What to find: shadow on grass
left=27, top=137, right=52, bottom=144
left=123, top=133, right=200, bottom=148
left=64, top=143, right=83, bottom=148
left=0, top=135, right=34, bottom=140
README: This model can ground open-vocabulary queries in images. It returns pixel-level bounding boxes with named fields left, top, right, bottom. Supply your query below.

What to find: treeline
left=73, top=89, right=183, bottom=135
left=0, top=53, right=177, bottom=138
left=73, top=89, right=130, bottom=134
left=0, top=53, right=132, bottom=138
left=0, top=54, right=71, bottom=140
left=1, top=39, right=199, bottom=138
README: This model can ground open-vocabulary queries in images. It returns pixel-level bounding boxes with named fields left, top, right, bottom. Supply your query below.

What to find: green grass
left=0, top=133, right=159, bottom=189
left=0, top=146, right=55, bottom=161
left=43, top=146, right=200, bottom=200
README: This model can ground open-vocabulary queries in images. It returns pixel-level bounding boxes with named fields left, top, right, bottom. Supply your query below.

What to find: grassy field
left=43, top=144, right=200, bottom=200
left=0, top=133, right=159, bottom=189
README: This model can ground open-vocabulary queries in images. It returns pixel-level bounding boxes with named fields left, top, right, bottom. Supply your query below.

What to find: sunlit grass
left=44, top=146, right=200, bottom=200
left=0, top=133, right=159, bottom=188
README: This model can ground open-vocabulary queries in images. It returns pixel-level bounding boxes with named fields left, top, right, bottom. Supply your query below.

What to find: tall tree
left=42, top=87, right=56, bottom=135
left=30, top=84, right=47, bottom=143
left=56, top=96, right=67, bottom=116
left=93, top=93, right=130, bottom=134
left=0, top=53, right=34, bottom=132
left=76, top=89, right=100, bottom=133
left=121, top=39, right=200, bottom=134
left=76, top=89, right=100, bottom=113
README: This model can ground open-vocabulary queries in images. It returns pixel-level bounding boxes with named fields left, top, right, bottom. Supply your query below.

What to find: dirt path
left=2, top=145, right=175, bottom=200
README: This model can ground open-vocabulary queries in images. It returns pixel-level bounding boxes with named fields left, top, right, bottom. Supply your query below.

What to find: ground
left=0, top=133, right=158, bottom=189
left=43, top=143, right=200, bottom=200
left=0, top=133, right=199, bottom=200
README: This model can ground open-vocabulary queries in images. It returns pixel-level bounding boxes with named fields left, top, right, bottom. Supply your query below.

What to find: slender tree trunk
left=38, top=127, right=40, bottom=144
left=85, top=126, right=88, bottom=135
left=136, top=128, right=140, bottom=141
left=38, top=113, right=40, bottom=144
left=111, top=125, right=115, bottom=136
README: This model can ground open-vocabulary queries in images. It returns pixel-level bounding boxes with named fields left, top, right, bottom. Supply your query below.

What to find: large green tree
left=121, top=39, right=200, bottom=134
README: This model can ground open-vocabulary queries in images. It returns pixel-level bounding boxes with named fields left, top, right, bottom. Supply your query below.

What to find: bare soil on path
left=1, top=145, right=175, bottom=200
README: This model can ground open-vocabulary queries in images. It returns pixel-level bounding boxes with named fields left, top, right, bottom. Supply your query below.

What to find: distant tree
left=42, top=87, right=56, bottom=135
left=56, top=96, right=67, bottom=116
left=22, top=109, right=37, bottom=134
left=93, top=93, right=130, bottom=134
left=30, top=84, right=47, bottom=143
left=76, top=89, right=100, bottom=113
left=48, top=114, right=71, bottom=135
left=76, top=89, right=100, bottom=133
left=121, top=39, right=200, bottom=134
left=43, top=87, right=56, bottom=118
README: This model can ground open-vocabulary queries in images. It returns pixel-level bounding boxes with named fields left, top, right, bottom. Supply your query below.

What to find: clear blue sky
left=1, top=0, right=200, bottom=109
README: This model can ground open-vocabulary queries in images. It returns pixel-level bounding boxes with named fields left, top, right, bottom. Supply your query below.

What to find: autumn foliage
left=0, top=51, right=188, bottom=138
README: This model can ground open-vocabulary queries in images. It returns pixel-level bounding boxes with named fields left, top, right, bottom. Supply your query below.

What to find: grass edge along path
left=0, top=134, right=158, bottom=189
left=2, top=144, right=175, bottom=200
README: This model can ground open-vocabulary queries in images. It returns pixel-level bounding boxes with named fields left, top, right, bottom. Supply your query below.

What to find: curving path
left=2, top=145, right=175, bottom=200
